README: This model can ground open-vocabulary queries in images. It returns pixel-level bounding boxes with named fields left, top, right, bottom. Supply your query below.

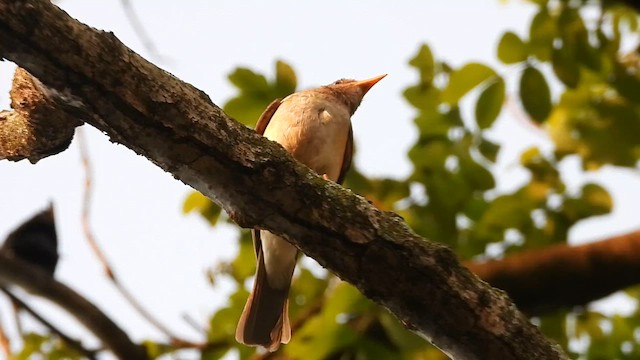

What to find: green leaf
left=223, top=60, right=299, bottom=127
left=230, top=231, right=256, bottom=281
left=475, top=78, right=505, bottom=129
left=459, top=156, right=496, bottom=191
left=227, top=68, right=270, bottom=94
left=551, top=45, right=580, bottom=88
left=442, top=63, right=496, bottom=104
left=519, top=66, right=551, bottom=123
left=183, top=192, right=222, bottom=226
left=497, top=32, right=528, bottom=64
left=15, top=333, right=46, bottom=360
left=403, top=84, right=440, bottom=112
left=478, top=138, right=501, bottom=162
left=182, top=191, right=210, bottom=214
left=562, top=183, right=612, bottom=223
left=285, top=283, right=369, bottom=360
left=529, top=8, right=556, bottom=62
left=580, top=183, right=612, bottom=215
left=208, top=288, right=250, bottom=342
left=275, top=60, right=297, bottom=96
left=409, top=44, right=435, bottom=85
left=289, top=269, right=329, bottom=318
left=223, top=96, right=270, bottom=127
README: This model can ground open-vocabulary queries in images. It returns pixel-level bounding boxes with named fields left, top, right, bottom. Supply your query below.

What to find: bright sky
left=0, top=0, right=639, bottom=357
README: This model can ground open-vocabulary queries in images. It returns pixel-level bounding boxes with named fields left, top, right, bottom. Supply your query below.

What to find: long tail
left=235, top=250, right=292, bottom=352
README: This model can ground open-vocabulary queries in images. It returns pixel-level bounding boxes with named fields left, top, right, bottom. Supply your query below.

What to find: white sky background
left=0, top=0, right=639, bottom=357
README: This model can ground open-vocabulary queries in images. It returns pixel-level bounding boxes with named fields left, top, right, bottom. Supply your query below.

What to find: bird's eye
left=332, top=79, right=349, bottom=85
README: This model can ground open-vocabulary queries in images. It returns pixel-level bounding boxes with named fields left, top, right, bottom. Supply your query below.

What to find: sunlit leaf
left=409, top=44, right=436, bottom=85
left=183, top=191, right=210, bottom=214
left=497, top=32, right=528, bottom=64
left=442, top=63, right=496, bottom=104
left=581, top=183, right=613, bottom=214
left=227, top=68, right=270, bottom=94
left=275, top=60, right=297, bottom=96
left=403, top=85, right=440, bottom=112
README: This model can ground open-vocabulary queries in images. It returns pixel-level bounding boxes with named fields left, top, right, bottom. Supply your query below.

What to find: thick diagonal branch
left=0, top=1, right=565, bottom=359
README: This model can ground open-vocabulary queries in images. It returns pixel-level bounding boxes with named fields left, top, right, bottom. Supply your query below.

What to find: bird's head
left=324, top=74, right=386, bottom=115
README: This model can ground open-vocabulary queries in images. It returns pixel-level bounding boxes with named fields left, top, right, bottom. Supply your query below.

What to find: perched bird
left=235, top=75, right=386, bottom=351
left=1, top=204, right=59, bottom=276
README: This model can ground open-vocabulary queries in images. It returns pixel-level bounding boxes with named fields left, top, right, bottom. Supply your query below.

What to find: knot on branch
left=0, top=68, right=83, bottom=163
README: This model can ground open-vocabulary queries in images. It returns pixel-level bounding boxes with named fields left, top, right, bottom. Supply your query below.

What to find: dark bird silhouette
left=2, top=204, right=59, bottom=276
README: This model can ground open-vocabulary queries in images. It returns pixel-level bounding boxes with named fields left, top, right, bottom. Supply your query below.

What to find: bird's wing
left=255, top=98, right=282, bottom=136
left=337, top=125, right=354, bottom=185
left=252, top=98, right=282, bottom=258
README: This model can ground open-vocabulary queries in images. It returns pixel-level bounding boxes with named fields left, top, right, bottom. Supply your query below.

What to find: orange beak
left=354, top=74, right=387, bottom=94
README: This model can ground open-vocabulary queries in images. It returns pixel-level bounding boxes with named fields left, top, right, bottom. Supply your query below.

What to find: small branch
left=76, top=128, right=200, bottom=347
left=467, top=229, right=640, bottom=315
left=0, top=255, right=147, bottom=359
left=0, top=68, right=82, bottom=163
left=0, top=287, right=97, bottom=359
left=76, top=128, right=114, bottom=279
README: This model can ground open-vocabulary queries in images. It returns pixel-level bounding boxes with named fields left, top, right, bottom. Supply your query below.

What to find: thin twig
left=182, top=313, right=207, bottom=336
left=76, top=128, right=199, bottom=347
left=0, top=287, right=97, bottom=359
left=120, top=0, right=170, bottom=64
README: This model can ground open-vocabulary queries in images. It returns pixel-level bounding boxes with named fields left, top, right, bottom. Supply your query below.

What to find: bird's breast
left=263, top=96, right=351, bottom=181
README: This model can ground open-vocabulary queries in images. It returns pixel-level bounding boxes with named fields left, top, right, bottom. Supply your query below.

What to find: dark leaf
left=519, top=66, right=552, bottom=123
left=475, top=78, right=505, bottom=129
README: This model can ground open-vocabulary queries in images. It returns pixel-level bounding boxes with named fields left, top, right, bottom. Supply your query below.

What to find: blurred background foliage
left=181, top=0, right=640, bottom=359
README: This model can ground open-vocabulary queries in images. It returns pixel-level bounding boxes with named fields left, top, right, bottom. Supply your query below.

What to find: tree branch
left=0, top=1, right=565, bottom=358
left=0, top=67, right=82, bottom=163
left=0, top=287, right=97, bottom=359
left=0, top=255, right=147, bottom=359
left=467, top=230, right=640, bottom=316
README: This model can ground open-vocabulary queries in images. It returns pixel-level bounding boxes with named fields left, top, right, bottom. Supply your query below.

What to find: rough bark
left=0, top=68, right=82, bottom=162
left=468, top=230, right=640, bottom=316
left=0, top=1, right=566, bottom=359
left=0, top=254, right=147, bottom=359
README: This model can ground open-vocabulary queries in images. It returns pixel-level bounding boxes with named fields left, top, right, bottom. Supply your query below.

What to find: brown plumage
left=235, top=75, right=386, bottom=352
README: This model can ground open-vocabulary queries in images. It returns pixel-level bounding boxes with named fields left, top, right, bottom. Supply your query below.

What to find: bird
left=235, top=74, right=386, bottom=351
left=1, top=204, right=59, bottom=276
